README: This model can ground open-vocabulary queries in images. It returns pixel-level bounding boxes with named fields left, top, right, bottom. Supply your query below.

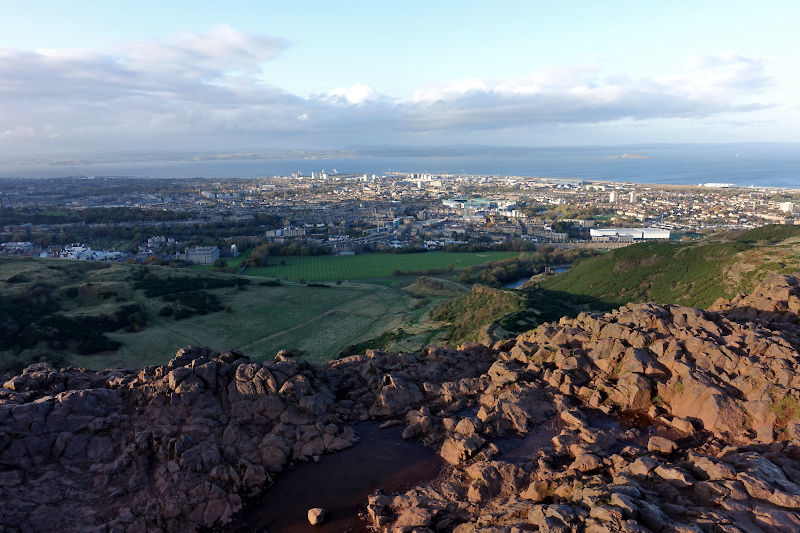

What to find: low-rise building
left=590, top=228, right=670, bottom=241
left=185, top=246, right=220, bottom=264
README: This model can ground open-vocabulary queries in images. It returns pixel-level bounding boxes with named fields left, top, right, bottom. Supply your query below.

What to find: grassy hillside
left=431, top=285, right=532, bottom=345
left=0, top=257, right=435, bottom=371
left=540, top=224, right=800, bottom=309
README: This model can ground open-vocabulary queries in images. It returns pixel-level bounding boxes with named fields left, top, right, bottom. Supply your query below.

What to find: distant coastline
left=1, top=143, right=798, bottom=189
left=604, top=153, right=651, bottom=160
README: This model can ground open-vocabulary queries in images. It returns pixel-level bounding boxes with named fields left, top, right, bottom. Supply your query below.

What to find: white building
left=62, top=244, right=122, bottom=261
left=185, top=246, right=220, bottom=264
left=779, top=202, right=796, bottom=213
left=590, top=228, right=671, bottom=241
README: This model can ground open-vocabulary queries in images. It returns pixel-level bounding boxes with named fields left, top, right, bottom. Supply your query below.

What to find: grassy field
left=93, top=280, right=425, bottom=368
left=244, top=251, right=521, bottom=281
left=0, top=257, right=454, bottom=371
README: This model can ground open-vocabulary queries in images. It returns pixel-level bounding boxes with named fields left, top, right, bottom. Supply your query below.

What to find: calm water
left=505, top=265, right=570, bottom=289
left=227, top=422, right=442, bottom=533
left=2, top=143, right=799, bottom=188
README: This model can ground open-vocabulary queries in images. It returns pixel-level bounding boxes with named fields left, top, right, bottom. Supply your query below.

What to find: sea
left=2, top=143, right=799, bottom=188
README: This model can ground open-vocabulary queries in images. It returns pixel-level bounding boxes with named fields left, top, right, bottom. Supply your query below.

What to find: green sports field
left=244, top=251, right=521, bottom=281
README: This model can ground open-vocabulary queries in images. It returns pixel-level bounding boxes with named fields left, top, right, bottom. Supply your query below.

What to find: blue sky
left=0, top=1, right=798, bottom=158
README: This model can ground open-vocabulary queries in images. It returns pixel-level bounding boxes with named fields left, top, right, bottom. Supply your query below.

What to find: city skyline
left=1, top=1, right=799, bottom=159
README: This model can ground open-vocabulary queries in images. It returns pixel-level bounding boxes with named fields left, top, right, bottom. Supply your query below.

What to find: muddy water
left=228, top=422, right=443, bottom=533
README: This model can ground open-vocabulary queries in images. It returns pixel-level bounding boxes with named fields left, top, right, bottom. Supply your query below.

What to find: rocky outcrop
left=365, top=274, right=800, bottom=532
left=0, top=348, right=357, bottom=531
left=2, top=274, right=800, bottom=532
left=0, top=343, right=496, bottom=532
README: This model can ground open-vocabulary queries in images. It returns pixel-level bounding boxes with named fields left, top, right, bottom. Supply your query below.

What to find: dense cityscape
left=2, top=172, right=798, bottom=264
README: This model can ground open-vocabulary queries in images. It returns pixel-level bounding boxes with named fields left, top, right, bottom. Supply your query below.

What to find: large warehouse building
left=590, top=227, right=671, bottom=242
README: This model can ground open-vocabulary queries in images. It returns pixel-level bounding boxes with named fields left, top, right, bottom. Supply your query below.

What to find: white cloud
left=412, top=78, right=488, bottom=102
left=667, top=53, right=769, bottom=96
left=324, top=83, right=378, bottom=105
left=0, top=29, right=776, bottom=156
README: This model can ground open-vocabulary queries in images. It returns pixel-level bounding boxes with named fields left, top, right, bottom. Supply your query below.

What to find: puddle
left=488, top=410, right=697, bottom=466
left=583, top=410, right=623, bottom=430
left=226, top=422, right=443, bottom=533
left=584, top=410, right=687, bottom=450
left=617, top=410, right=653, bottom=430
left=452, top=406, right=480, bottom=418
left=494, top=417, right=561, bottom=463
left=617, top=411, right=686, bottom=444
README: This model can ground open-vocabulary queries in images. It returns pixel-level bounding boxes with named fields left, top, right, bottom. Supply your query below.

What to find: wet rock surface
left=2, top=274, right=800, bottom=531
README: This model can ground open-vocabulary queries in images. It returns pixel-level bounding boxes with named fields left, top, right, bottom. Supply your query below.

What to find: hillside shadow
left=522, top=287, right=618, bottom=323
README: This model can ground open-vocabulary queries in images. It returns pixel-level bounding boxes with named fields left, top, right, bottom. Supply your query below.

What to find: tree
left=246, top=244, right=271, bottom=267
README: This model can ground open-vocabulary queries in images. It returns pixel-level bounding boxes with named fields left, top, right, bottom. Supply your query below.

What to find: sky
left=0, top=0, right=798, bottom=159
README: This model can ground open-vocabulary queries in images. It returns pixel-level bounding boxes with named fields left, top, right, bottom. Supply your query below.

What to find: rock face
left=0, top=343, right=495, bottom=532
left=363, top=274, right=800, bottom=533
left=2, top=274, right=800, bottom=532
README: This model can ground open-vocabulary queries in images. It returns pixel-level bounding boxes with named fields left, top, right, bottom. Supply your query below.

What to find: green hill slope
left=430, top=285, right=533, bottom=345
left=540, top=224, right=800, bottom=309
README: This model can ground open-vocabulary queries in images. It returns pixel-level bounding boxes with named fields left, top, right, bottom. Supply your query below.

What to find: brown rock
left=648, top=436, right=678, bottom=454
left=307, top=507, right=325, bottom=525
left=570, top=452, right=602, bottom=472
left=440, top=435, right=485, bottom=465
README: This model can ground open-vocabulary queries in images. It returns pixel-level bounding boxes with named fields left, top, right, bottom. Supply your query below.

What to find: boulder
left=648, top=436, right=678, bottom=454
left=307, top=507, right=325, bottom=525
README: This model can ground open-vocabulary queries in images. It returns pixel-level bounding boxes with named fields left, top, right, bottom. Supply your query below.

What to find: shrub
left=771, top=395, right=800, bottom=427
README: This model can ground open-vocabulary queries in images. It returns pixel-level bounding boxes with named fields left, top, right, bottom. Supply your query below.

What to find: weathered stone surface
left=364, top=275, right=800, bottom=533
left=648, top=435, right=678, bottom=454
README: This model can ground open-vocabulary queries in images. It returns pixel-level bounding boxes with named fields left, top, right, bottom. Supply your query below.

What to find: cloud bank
left=0, top=26, right=774, bottom=156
